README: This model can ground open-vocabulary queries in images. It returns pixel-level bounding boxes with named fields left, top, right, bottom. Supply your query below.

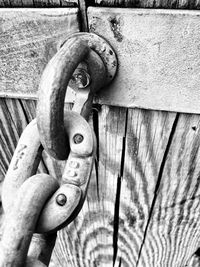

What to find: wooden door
left=1, top=1, right=200, bottom=266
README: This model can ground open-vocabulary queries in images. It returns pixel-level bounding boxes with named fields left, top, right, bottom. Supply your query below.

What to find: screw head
left=56, top=194, right=67, bottom=206
left=73, top=134, right=84, bottom=144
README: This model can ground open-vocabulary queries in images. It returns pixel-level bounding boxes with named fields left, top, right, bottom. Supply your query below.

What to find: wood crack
left=136, top=113, right=180, bottom=266
left=113, top=109, right=128, bottom=266
left=18, top=99, right=31, bottom=125
left=93, top=104, right=101, bottom=201
left=78, top=0, right=89, bottom=32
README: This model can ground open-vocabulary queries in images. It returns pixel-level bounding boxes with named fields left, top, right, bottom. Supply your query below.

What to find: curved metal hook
left=37, top=33, right=117, bottom=160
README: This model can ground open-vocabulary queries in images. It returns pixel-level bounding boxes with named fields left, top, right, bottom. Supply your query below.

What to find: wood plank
left=136, top=113, right=200, bottom=266
left=3, top=8, right=200, bottom=115
left=1, top=3, right=200, bottom=266
left=88, top=8, right=200, bottom=114
left=50, top=105, right=127, bottom=266
left=114, top=109, right=177, bottom=266
left=0, top=0, right=77, bottom=7
left=93, top=0, right=200, bottom=9
left=0, top=8, right=79, bottom=99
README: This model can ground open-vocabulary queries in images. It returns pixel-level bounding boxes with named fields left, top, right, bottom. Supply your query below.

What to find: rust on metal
left=37, top=32, right=117, bottom=160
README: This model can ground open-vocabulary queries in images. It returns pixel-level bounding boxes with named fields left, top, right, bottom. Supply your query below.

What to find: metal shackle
left=37, top=32, right=117, bottom=160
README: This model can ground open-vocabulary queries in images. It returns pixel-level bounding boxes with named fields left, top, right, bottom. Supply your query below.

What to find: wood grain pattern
left=2, top=0, right=200, bottom=9
left=1, top=1, right=200, bottom=266
left=2, top=101, right=199, bottom=266
left=136, top=114, right=200, bottom=266
left=0, top=9, right=80, bottom=99
left=1, top=86, right=200, bottom=265
left=93, top=0, right=200, bottom=8
left=116, top=109, right=177, bottom=266
left=0, top=0, right=77, bottom=7
left=3, top=8, right=200, bottom=115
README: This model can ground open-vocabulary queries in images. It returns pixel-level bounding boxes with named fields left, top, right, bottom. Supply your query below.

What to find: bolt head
left=56, top=194, right=67, bottom=206
left=73, top=134, right=84, bottom=144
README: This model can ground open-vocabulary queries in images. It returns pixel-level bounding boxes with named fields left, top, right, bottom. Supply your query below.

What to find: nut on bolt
left=72, top=68, right=90, bottom=89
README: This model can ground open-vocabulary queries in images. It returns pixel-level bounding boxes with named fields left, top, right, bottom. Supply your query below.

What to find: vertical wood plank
left=115, top=109, right=177, bottom=266
left=136, top=114, right=200, bottom=266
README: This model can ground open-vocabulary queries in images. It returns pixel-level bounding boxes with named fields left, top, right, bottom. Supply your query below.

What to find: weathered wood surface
left=0, top=9, right=79, bottom=99
left=2, top=100, right=200, bottom=266
left=88, top=8, right=200, bottom=114
left=4, top=9, right=200, bottom=115
left=1, top=1, right=200, bottom=267
left=1, top=0, right=200, bottom=8
left=117, top=109, right=177, bottom=266
left=48, top=106, right=200, bottom=266
left=137, top=114, right=200, bottom=266
left=0, top=0, right=77, bottom=7
left=93, top=0, right=200, bottom=8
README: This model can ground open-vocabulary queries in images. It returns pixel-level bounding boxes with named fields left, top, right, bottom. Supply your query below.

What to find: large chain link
left=0, top=32, right=117, bottom=266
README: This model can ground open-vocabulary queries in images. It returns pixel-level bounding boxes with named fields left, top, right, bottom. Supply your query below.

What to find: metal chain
left=0, top=32, right=117, bottom=266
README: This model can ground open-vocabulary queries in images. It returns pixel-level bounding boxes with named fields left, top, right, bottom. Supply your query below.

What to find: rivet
left=56, top=194, right=67, bottom=206
left=73, top=134, right=84, bottom=144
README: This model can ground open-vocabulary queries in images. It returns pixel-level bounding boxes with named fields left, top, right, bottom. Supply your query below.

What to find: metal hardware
left=73, top=133, right=84, bottom=144
left=36, top=111, right=96, bottom=233
left=1, top=32, right=117, bottom=265
left=4, top=9, right=200, bottom=114
left=0, top=174, right=58, bottom=267
left=2, top=111, right=95, bottom=233
left=56, top=194, right=67, bottom=206
left=87, top=8, right=200, bottom=114
left=37, top=32, right=117, bottom=160
left=71, top=68, right=91, bottom=89
left=59, top=32, right=117, bottom=86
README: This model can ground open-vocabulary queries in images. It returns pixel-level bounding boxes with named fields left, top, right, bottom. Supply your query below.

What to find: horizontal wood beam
left=0, top=8, right=80, bottom=100
left=88, top=8, right=200, bottom=114
left=2, top=8, right=200, bottom=114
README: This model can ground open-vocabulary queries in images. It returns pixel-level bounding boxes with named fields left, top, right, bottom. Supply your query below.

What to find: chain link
left=0, top=32, right=117, bottom=266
